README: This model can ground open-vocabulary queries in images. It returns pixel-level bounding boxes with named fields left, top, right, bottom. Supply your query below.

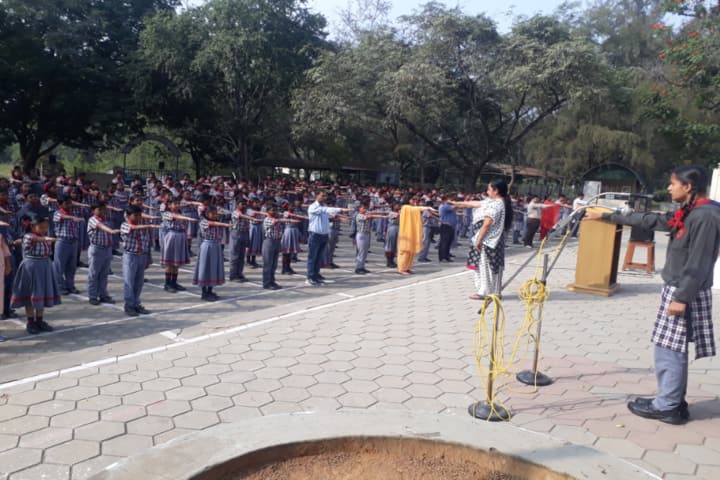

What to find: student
left=384, top=203, right=401, bottom=268
left=261, top=204, right=298, bottom=290
left=11, top=216, right=60, bottom=334
left=121, top=205, right=158, bottom=316
left=246, top=199, right=265, bottom=268
left=53, top=196, right=84, bottom=295
left=160, top=197, right=198, bottom=293
left=354, top=203, right=387, bottom=274
left=87, top=202, right=120, bottom=305
left=280, top=204, right=303, bottom=275
left=416, top=201, right=437, bottom=263
left=193, top=206, right=231, bottom=301
left=585, top=165, right=720, bottom=425
left=437, top=195, right=458, bottom=262
left=228, top=198, right=254, bottom=282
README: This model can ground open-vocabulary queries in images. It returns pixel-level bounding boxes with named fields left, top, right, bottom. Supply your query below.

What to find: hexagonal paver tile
left=644, top=450, right=697, bottom=475
left=261, top=402, right=303, bottom=415
left=181, top=375, right=219, bottom=388
left=27, top=400, right=75, bottom=417
left=55, top=386, right=99, bottom=402
left=100, top=382, right=141, bottom=396
left=343, top=380, right=379, bottom=394
left=100, top=405, right=146, bottom=423
left=550, top=425, right=597, bottom=446
left=0, top=416, right=49, bottom=435
left=372, top=388, right=411, bottom=404
left=172, top=357, right=209, bottom=368
left=300, top=397, right=342, bottom=412
left=146, top=400, right=191, bottom=418
left=377, top=364, right=412, bottom=377
left=375, top=376, right=410, bottom=389
left=280, top=375, right=317, bottom=389
left=337, top=392, right=377, bottom=408
left=313, top=371, right=350, bottom=384
left=406, top=372, right=442, bottom=385
left=71, top=455, right=124, bottom=480
left=102, top=434, right=153, bottom=457
left=402, top=397, right=446, bottom=413
left=254, top=368, right=291, bottom=381
left=75, top=395, right=121, bottom=411
left=126, top=416, right=174, bottom=436
left=219, top=371, right=256, bottom=384
left=0, top=448, right=41, bottom=474
left=594, top=437, right=645, bottom=459
left=5, top=389, right=53, bottom=406
left=346, top=368, right=381, bottom=381
left=164, top=387, right=206, bottom=401
left=50, top=410, right=98, bottom=429
left=0, top=434, right=17, bottom=453
left=232, top=392, right=273, bottom=408
left=173, top=411, right=219, bottom=430
left=205, top=383, right=246, bottom=397
left=243, top=379, right=282, bottom=393
left=218, top=406, right=262, bottom=423
left=18, top=427, right=72, bottom=448
left=122, top=390, right=166, bottom=406
left=35, top=377, right=78, bottom=391
left=158, top=367, right=196, bottom=379
left=121, top=370, right=158, bottom=383
left=271, top=387, right=310, bottom=403
left=78, top=374, right=120, bottom=388
left=142, top=377, right=182, bottom=392
left=191, top=396, right=233, bottom=412
left=8, top=463, right=68, bottom=480
left=74, top=421, right=125, bottom=442
left=194, top=364, right=232, bottom=376
left=436, top=380, right=473, bottom=394
left=0, top=406, right=27, bottom=422
left=44, top=439, right=100, bottom=465
left=675, top=444, right=720, bottom=466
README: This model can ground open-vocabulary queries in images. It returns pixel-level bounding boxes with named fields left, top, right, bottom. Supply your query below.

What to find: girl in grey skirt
left=160, top=197, right=198, bottom=293
left=384, top=203, right=401, bottom=268
left=193, top=206, right=231, bottom=301
left=11, top=216, right=61, bottom=335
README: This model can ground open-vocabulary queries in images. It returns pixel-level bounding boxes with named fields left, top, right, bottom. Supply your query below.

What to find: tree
left=133, top=0, right=327, bottom=177
left=0, top=0, right=178, bottom=171
left=383, top=6, right=605, bottom=188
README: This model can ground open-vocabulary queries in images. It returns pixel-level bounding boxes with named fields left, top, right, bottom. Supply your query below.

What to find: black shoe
left=109, top=270, right=115, bottom=275
left=68, top=287, right=80, bottom=294
left=61, top=289, right=70, bottom=296
left=305, top=279, right=320, bottom=286
left=235, top=276, right=248, bottom=283
left=173, top=283, right=186, bottom=291
left=36, top=320, right=53, bottom=332
left=99, top=296, right=116, bottom=304
left=271, top=283, right=282, bottom=289
left=417, top=258, right=431, bottom=263
left=135, top=305, right=150, bottom=315
left=124, top=306, right=139, bottom=317
left=77, top=261, right=88, bottom=268
left=361, top=268, right=371, bottom=274
left=26, top=322, right=40, bottom=335
left=263, top=284, right=281, bottom=290
left=2, top=310, right=18, bottom=320
left=627, top=399, right=688, bottom=425
left=329, top=263, right=340, bottom=269
left=208, top=292, right=219, bottom=301
left=355, top=269, right=365, bottom=275
left=164, top=284, right=177, bottom=293
left=112, top=249, right=122, bottom=256
left=89, top=298, right=101, bottom=306
left=633, top=397, right=689, bottom=420
left=287, top=269, right=296, bottom=275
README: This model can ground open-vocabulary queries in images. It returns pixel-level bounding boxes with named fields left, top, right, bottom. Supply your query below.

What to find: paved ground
left=0, top=230, right=718, bottom=479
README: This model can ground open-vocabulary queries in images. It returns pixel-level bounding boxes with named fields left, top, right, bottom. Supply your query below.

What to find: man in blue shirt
left=306, top=191, right=348, bottom=286
left=438, top=195, right=458, bottom=262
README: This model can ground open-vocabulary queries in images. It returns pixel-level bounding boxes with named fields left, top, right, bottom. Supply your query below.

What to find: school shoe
left=135, top=305, right=150, bottom=315
left=68, top=287, right=80, bottom=294
left=234, top=276, right=248, bottom=283
left=2, top=310, right=18, bottom=320
left=360, top=268, right=371, bottom=274
left=124, top=306, right=139, bottom=317
left=89, top=298, right=101, bottom=306
left=627, top=398, right=688, bottom=425
left=99, top=296, right=116, bottom=304
left=354, top=269, right=366, bottom=275
left=173, top=283, right=187, bottom=291
left=263, top=284, right=281, bottom=291
left=305, top=279, right=320, bottom=287
left=36, top=320, right=53, bottom=332
left=329, top=263, right=340, bottom=269
left=77, top=261, right=88, bottom=268
left=26, top=322, right=40, bottom=335
left=633, top=397, right=690, bottom=421
left=164, top=284, right=177, bottom=293
left=315, top=275, right=334, bottom=284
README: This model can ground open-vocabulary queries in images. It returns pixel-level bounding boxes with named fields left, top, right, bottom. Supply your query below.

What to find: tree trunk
left=20, top=142, right=40, bottom=173
left=464, top=167, right=480, bottom=191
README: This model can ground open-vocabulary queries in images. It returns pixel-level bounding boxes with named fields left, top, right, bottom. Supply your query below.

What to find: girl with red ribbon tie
left=586, top=165, right=720, bottom=425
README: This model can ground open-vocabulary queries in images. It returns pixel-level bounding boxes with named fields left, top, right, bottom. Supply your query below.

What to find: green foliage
left=0, top=0, right=178, bottom=170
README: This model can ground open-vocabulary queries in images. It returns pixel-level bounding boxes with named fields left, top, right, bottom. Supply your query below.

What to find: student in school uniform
left=228, top=198, right=254, bottom=282
left=53, top=196, right=84, bottom=295
left=87, top=202, right=120, bottom=306
left=247, top=199, right=265, bottom=268
left=160, top=197, right=198, bottom=293
left=11, top=216, right=60, bottom=334
left=280, top=203, right=303, bottom=275
left=354, top=202, right=387, bottom=274
left=0, top=223, right=10, bottom=341
left=261, top=204, right=298, bottom=290
left=69, top=187, right=91, bottom=268
left=193, top=205, right=232, bottom=301
left=384, top=203, right=401, bottom=268
left=121, top=205, right=159, bottom=316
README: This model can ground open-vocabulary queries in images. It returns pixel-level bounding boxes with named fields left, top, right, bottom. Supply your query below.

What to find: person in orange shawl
left=539, top=195, right=560, bottom=240
left=397, top=201, right=436, bottom=275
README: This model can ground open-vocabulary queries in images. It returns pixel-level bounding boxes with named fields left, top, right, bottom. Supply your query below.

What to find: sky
left=184, top=0, right=577, bottom=33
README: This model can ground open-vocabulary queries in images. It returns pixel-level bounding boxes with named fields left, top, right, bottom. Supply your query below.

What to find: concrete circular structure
left=90, top=411, right=657, bottom=480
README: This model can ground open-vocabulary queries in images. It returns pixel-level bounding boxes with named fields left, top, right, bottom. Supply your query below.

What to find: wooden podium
left=567, top=207, right=622, bottom=296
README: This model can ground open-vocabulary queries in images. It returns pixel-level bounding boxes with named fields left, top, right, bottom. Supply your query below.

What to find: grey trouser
left=123, top=252, right=145, bottom=309
left=229, top=230, right=249, bottom=279
left=88, top=245, right=112, bottom=299
left=418, top=226, right=432, bottom=260
left=262, top=238, right=280, bottom=287
left=652, top=344, right=688, bottom=411
left=355, top=232, right=370, bottom=270
left=54, top=238, right=78, bottom=290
